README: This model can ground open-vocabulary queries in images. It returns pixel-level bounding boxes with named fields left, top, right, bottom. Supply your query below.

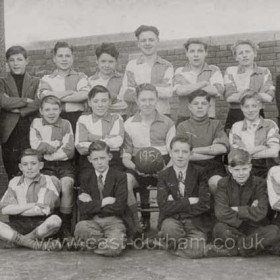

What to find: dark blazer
left=157, top=164, right=211, bottom=233
left=0, top=72, right=40, bottom=144
left=215, top=175, right=269, bottom=228
left=78, top=167, right=136, bottom=236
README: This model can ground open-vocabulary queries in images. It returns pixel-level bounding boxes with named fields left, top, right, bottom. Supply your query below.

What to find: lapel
left=240, top=176, right=253, bottom=205
left=103, top=168, right=114, bottom=196
left=167, top=168, right=181, bottom=199
left=6, top=73, right=19, bottom=96
left=22, top=72, right=33, bottom=97
left=184, top=164, right=196, bottom=197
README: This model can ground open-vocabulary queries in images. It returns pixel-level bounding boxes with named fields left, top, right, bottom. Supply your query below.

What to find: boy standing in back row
left=174, top=39, right=224, bottom=124
left=0, top=46, right=39, bottom=180
left=119, top=25, right=174, bottom=117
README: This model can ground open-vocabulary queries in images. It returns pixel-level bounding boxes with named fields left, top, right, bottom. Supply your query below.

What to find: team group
left=0, top=24, right=280, bottom=258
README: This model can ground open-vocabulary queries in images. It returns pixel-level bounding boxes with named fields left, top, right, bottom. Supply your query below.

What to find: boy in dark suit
left=157, top=135, right=211, bottom=258
left=0, top=46, right=39, bottom=180
left=74, top=140, right=128, bottom=257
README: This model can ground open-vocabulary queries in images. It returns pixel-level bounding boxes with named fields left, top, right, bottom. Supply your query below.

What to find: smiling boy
left=119, top=25, right=174, bottom=116
left=229, top=90, right=279, bottom=178
left=37, top=41, right=89, bottom=132
left=0, top=46, right=39, bottom=180
left=0, top=149, right=62, bottom=250
left=30, top=95, right=75, bottom=237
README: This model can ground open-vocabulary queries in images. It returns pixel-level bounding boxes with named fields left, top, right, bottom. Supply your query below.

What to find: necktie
left=97, top=174, right=104, bottom=200
left=178, top=171, right=185, bottom=197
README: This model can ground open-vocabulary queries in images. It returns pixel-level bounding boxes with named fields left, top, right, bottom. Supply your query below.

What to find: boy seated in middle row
left=229, top=90, right=280, bottom=178
left=30, top=95, right=75, bottom=237
left=176, top=89, right=229, bottom=194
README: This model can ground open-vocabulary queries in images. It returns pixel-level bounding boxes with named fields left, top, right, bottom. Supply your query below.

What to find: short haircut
left=6, top=46, right=28, bottom=60
left=170, top=135, right=193, bottom=151
left=228, top=148, right=251, bottom=167
left=239, top=89, right=261, bottom=106
left=135, top=25, right=159, bottom=38
left=184, top=38, right=208, bottom=51
left=136, top=83, right=158, bottom=98
left=88, top=140, right=110, bottom=155
left=40, top=95, right=62, bottom=109
left=20, top=148, right=43, bottom=162
left=88, top=85, right=111, bottom=100
left=96, top=43, right=119, bottom=60
left=188, top=89, right=210, bottom=103
left=231, top=40, right=258, bottom=56
left=53, top=41, right=73, bottom=55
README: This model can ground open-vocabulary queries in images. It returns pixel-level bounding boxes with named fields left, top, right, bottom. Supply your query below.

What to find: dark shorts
left=42, top=160, right=75, bottom=179
left=191, top=157, right=227, bottom=180
left=8, top=215, right=46, bottom=235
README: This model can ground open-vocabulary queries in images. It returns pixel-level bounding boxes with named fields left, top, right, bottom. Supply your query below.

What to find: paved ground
left=1, top=194, right=280, bottom=280
left=0, top=248, right=280, bottom=280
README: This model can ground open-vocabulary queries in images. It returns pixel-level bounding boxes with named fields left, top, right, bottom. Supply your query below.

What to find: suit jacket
left=78, top=167, right=136, bottom=236
left=215, top=175, right=269, bottom=228
left=0, top=72, right=40, bottom=144
left=157, top=164, right=211, bottom=233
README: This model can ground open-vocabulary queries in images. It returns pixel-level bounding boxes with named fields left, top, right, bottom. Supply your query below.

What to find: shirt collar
left=182, top=62, right=211, bottom=73
left=42, top=117, right=63, bottom=127
left=95, top=168, right=109, bottom=182
left=91, top=112, right=112, bottom=123
left=237, top=63, right=261, bottom=75
left=173, top=166, right=188, bottom=179
left=49, top=68, right=77, bottom=78
left=241, top=117, right=264, bottom=131
left=131, top=110, right=165, bottom=123
left=136, top=55, right=167, bottom=65
left=89, top=70, right=122, bottom=81
left=17, top=174, right=41, bottom=185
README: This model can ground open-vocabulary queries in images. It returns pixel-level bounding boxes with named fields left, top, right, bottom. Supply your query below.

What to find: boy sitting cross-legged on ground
left=176, top=89, right=229, bottom=195
left=213, top=148, right=280, bottom=257
left=156, top=136, right=212, bottom=258
left=74, top=141, right=128, bottom=257
left=0, top=148, right=62, bottom=251
left=30, top=95, right=75, bottom=237
left=229, top=90, right=280, bottom=178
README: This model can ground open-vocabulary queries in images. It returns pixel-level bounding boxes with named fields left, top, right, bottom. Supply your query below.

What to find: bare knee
left=47, top=215, right=62, bottom=229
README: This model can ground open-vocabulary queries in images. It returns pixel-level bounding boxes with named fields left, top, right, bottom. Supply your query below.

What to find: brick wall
left=1, top=30, right=280, bottom=193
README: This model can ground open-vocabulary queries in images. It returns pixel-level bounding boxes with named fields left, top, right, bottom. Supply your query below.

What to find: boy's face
left=241, top=97, right=261, bottom=122
left=7, top=53, right=28, bottom=75
left=88, top=150, right=112, bottom=173
left=97, top=53, right=117, bottom=77
left=53, top=47, right=73, bottom=71
left=228, top=164, right=252, bottom=185
left=235, top=44, right=256, bottom=67
left=138, top=31, right=159, bottom=56
left=40, top=103, right=61, bottom=124
left=186, top=43, right=207, bottom=68
left=88, top=92, right=110, bottom=117
left=170, top=141, right=192, bottom=169
left=19, top=155, right=43, bottom=179
left=188, top=96, right=210, bottom=119
left=137, top=90, right=158, bottom=116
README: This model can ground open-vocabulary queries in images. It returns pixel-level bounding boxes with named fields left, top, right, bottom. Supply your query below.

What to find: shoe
left=143, top=238, right=167, bottom=250
left=140, top=217, right=151, bottom=232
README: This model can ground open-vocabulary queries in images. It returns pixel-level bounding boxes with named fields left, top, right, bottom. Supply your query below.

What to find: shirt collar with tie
left=95, top=168, right=109, bottom=184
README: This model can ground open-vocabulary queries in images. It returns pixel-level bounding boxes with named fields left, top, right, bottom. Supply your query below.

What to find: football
left=135, top=147, right=165, bottom=174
